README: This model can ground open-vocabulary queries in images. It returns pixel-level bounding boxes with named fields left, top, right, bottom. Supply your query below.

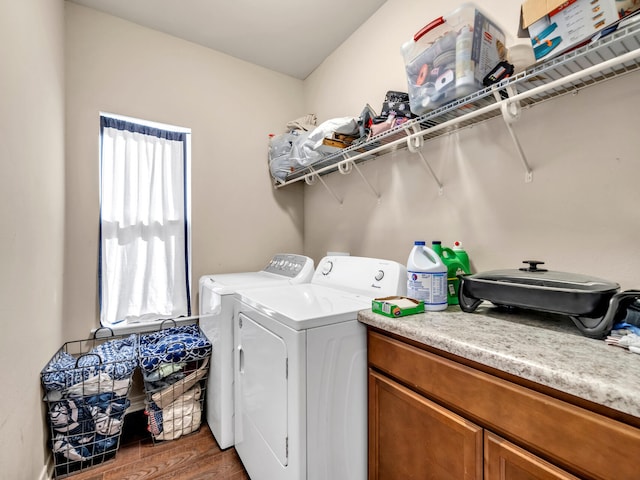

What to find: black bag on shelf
left=381, top=91, right=415, bottom=119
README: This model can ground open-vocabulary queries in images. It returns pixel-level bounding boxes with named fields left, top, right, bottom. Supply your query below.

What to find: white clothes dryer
left=233, top=256, right=407, bottom=480
left=198, top=253, right=314, bottom=449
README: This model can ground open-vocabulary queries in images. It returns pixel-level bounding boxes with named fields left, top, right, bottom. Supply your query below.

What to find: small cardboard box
left=522, top=0, right=640, bottom=61
left=372, top=296, right=425, bottom=318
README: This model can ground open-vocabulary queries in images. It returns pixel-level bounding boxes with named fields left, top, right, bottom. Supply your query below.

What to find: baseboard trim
left=38, top=458, right=52, bottom=480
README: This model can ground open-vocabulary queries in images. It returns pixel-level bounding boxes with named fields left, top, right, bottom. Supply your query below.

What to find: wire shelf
left=276, top=19, right=640, bottom=188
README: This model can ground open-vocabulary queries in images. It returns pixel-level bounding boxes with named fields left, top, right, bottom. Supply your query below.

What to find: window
left=99, top=113, right=191, bottom=327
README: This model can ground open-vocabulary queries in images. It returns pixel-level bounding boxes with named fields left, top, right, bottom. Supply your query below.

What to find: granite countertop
left=358, top=304, right=640, bottom=419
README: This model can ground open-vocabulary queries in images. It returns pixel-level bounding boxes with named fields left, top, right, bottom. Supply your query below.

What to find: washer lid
left=236, top=284, right=372, bottom=331
left=199, top=271, right=293, bottom=295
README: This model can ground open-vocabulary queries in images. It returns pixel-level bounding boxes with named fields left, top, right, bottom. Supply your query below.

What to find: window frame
left=98, top=112, right=192, bottom=328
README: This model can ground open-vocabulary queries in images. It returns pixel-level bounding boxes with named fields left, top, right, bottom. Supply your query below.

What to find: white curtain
left=99, top=116, right=190, bottom=327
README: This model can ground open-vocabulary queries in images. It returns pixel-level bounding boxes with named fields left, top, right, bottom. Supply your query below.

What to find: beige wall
left=64, top=3, right=305, bottom=338
left=303, top=0, right=640, bottom=289
left=0, top=0, right=66, bottom=478
left=5, top=0, right=639, bottom=475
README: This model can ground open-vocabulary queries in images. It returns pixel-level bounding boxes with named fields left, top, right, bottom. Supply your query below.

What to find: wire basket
left=40, top=328, right=138, bottom=478
left=139, top=322, right=211, bottom=442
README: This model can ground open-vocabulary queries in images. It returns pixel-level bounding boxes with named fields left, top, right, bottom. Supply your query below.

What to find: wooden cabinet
left=369, top=370, right=482, bottom=480
left=484, top=432, right=579, bottom=480
left=367, top=329, right=640, bottom=480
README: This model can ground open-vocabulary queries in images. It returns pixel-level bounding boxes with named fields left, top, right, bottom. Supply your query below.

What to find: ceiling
left=68, top=0, right=388, bottom=79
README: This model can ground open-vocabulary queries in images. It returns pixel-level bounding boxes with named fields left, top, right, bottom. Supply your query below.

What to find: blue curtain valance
left=100, top=116, right=186, bottom=142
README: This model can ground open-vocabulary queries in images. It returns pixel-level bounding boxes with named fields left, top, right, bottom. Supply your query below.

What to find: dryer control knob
left=375, top=270, right=385, bottom=281
left=321, top=260, right=333, bottom=275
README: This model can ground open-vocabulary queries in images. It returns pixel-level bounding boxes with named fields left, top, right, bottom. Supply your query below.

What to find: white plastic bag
left=268, top=131, right=300, bottom=181
left=289, top=131, right=324, bottom=168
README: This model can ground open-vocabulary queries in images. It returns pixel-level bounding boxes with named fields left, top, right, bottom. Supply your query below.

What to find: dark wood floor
left=65, top=411, right=250, bottom=480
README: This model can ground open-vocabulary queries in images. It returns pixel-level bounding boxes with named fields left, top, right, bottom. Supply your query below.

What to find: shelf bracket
left=339, top=154, right=381, bottom=202
left=494, top=85, right=533, bottom=183
left=305, top=168, right=343, bottom=205
left=405, top=124, right=444, bottom=195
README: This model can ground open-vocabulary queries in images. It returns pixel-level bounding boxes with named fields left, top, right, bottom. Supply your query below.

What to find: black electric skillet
left=458, top=260, right=640, bottom=339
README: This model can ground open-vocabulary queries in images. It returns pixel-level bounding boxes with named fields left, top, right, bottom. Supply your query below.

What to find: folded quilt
left=139, top=325, right=211, bottom=373
left=66, top=373, right=131, bottom=398
left=42, top=334, right=138, bottom=392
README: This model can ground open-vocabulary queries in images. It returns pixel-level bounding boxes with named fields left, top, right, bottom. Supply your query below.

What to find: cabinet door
left=485, top=432, right=580, bottom=480
left=368, top=369, right=482, bottom=480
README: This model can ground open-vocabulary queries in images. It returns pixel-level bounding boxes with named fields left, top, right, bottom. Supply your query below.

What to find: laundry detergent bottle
left=407, top=241, right=447, bottom=311
left=431, top=240, right=467, bottom=306
left=452, top=241, right=471, bottom=274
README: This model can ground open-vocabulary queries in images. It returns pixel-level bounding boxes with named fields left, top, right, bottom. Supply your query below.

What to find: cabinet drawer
left=368, top=330, right=640, bottom=480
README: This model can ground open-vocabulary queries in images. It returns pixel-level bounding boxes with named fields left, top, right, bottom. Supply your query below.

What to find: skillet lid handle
left=519, top=260, right=548, bottom=272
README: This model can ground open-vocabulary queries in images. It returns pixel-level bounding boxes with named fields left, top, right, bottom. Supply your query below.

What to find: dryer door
left=236, top=312, right=288, bottom=466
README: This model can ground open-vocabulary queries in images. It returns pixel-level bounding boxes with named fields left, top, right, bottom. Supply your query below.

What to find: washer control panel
left=313, top=256, right=407, bottom=297
left=263, top=254, right=315, bottom=279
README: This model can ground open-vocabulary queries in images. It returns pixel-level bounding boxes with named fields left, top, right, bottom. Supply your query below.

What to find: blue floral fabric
left=49, top=394, right=130, bottom=464
left=139, top=324, right=211, bottom=373
left=41, top=334, right=138, bottom=392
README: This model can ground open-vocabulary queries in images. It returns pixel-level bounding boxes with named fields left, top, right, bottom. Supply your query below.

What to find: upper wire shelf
left=275, top=19, right=640, bottom=189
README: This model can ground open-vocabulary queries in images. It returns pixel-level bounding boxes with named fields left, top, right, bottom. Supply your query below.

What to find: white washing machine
left=233, top=256, right=407, bottom=480
left=198, top=253, right=314, bottom=449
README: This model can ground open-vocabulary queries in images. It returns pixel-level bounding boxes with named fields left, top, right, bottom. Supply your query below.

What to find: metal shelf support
left=305, top=168, right=343, bottom=205
left=405, top=124, right=444, bottom=195
left=494, top=85, right=533, bottom=183
left=338, top=153, right=381, bottom=202
left=304, top=154, right=382, bottom=205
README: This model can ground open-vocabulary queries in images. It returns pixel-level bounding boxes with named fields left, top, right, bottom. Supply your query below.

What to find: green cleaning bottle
left=431, top=241, right=466, bottom=305
left=452, top=240, right=471, bottom=275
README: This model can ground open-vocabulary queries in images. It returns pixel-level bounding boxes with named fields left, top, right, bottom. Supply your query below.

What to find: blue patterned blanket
left=139, top=324, right=211, bottom=372
left=41, top=334, right=138, bottom=392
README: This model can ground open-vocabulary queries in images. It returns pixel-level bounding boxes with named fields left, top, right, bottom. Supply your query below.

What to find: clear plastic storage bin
left=401, top=3, right=507, bottom=116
